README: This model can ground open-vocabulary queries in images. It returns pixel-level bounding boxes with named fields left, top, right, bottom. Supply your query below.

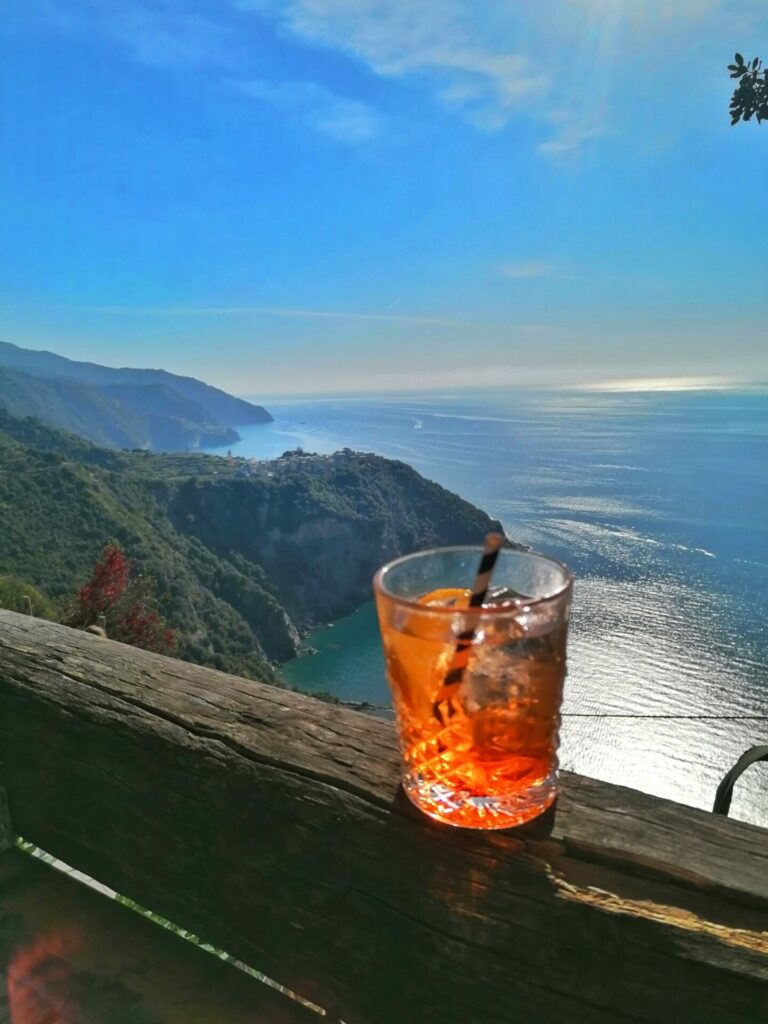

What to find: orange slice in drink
left=380, top=587, right=470, bottom=719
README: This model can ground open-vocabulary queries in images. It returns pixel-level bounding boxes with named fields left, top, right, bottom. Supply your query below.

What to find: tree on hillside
left=64, top=543, right=177, bottom=654
left=0, top=575, right=57, bottom=619
left=728, top=53, right=767, bottom=124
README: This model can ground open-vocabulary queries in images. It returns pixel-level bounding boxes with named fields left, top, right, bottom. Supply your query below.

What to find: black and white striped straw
left=432, top=532, right=505, bottom=725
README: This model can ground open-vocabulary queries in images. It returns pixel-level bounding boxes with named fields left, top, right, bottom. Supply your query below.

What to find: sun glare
left=578, top=376, right=748, bottom=392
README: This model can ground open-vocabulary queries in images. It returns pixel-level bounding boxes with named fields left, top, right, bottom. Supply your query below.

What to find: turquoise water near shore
left=207, top=386, right=768, bottom=825
left=282, top=601, right=386, bottom=704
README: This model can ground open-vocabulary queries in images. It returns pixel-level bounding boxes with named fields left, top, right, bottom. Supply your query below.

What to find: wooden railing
left=1, top=609, right=767, bottom=1023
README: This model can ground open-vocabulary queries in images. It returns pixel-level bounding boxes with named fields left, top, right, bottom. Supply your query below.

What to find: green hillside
left=0, top=410, right=505, bottom=684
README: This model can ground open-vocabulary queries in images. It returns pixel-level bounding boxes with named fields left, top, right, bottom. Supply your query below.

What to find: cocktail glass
left=374, top=546, right=572, bottom=829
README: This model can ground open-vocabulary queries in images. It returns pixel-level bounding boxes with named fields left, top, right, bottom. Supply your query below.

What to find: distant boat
left=414, top=419, right=423, bottom=430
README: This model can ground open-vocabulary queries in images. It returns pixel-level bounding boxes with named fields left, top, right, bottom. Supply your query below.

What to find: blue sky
left=1, top=0, right=767, bottom=395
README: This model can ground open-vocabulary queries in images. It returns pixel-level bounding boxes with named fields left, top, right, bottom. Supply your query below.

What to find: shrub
left=63, top=543, right=177, bottom=654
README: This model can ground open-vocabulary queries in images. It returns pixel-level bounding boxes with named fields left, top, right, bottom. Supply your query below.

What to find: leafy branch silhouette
left=728, top=53, right=767, bottom=125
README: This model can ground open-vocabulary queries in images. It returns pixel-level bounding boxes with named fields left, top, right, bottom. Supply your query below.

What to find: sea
left=206, top=386, right=768, bottom=827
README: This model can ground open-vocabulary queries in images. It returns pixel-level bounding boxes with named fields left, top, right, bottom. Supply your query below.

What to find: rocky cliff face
left=164, top=453, right=506, bottom=633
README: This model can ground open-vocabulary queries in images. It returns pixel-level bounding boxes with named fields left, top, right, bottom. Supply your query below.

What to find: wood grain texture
left=1, top=610, right=767, bottom=1024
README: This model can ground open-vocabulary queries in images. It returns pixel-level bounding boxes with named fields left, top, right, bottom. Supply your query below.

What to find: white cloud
left=85, top=304, right=453, bottom=325
left=499, top=261, right=560, bottom=279
left=562, top=0, right=718, bottom=22
left=236, top=0, right=764, bottom=156
left=32, top=2, right=380, bottom=144
left=237, top=0, right=548, bottom=132
left=537, top=123, right=602, bottom=158
left=41, top=0, right=768, bottom=158
left=314, top=100, right=379, bottom=143
left=232, top=78, right=380, bottom=143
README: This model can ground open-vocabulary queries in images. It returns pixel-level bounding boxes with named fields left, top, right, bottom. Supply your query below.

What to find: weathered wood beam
left=1, top=610, right=767, bottom=1024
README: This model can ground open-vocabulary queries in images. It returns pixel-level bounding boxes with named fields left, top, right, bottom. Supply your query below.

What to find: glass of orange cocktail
left=374, top=546, right=572, bottom=829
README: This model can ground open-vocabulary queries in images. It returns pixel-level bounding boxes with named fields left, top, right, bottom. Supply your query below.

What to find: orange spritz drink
left=374, top=546, right=572, bottom=829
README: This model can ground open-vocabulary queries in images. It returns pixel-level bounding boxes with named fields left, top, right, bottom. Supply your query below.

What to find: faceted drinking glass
left=374, top=546, right=572, bottom=829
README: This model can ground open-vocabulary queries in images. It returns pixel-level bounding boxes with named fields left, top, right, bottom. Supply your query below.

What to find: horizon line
left=240, top=375, right=767, bottom=401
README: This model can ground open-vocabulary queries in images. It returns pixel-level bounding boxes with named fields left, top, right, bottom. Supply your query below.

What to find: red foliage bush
left=76, top=544, right=129, bottom=615
left=65, top=543, right=176, bottom=655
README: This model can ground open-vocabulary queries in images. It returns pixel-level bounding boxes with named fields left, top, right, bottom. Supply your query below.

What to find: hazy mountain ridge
left=0, top=409, right=505, bottom=684
left=0, top=341, right=272, bottom=452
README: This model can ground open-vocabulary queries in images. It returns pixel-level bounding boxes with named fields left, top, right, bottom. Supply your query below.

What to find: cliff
left=0, top=413, right=506, bottom=685
left=165, top=452, right=506, bottom=626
